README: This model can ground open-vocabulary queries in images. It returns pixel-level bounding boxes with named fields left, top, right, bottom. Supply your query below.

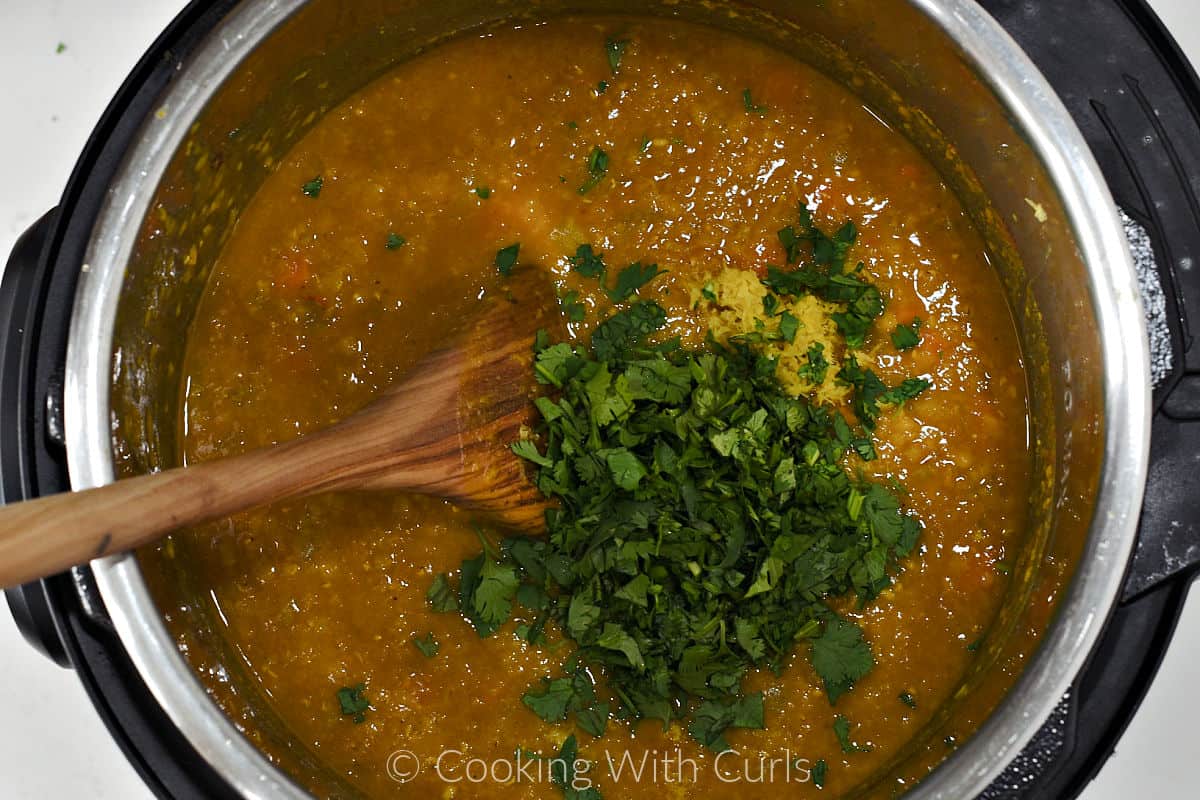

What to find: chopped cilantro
left=474, top=557, right=519, bottom=625
left=523, top=671, right=589, bottom=723
left=474, top=185, right=492, bottom=199
left=812, top=619, right=875, bottom=704
left=336, top=683, right=370, bottom=723
left=766, top=208, right=886, bottom=347
left=496, top=289, right=917, bottom=736
left=426, top=573, right=459, bottom=612
left=567, top=245, right=664, bottom=302
left=688, top=693, right=765, bottom=752
left=436, top=207, right=928, bottom=752
left=882, top=377, right=931, bottom=407
left=775, top=208, right=858, bottom=270
left=458, top=552, right=516, bottom=638
left=512, top=439, right=553, bottom=467
left=576, top=703, right=610, bottom=737
left=606, top=262, right=665, bottom=302
left=778, top=310, right=799, bottom=343
left=891, top=318, right=922, bottom=350
left=605, top=450, right=647, bottom=491
left=838, top=355, right=930, bottom=429
left=522, top=666, right=611, bottom=741
left=742, top=88, right=768, bottom=115
left=578, top=146, right=609, bottom=195
left=495, top=243, right=521, bottom=276
left=550, top=735, right=602, bottom=800
left=812, top=758, right=828, bottom=789
left=55, top=42, right=67, bottom=54
left=590, top=301, right=667, bottom=360
left=799, top=342, right=830, bottom=385
left=833, top=714, right=871, bottom=753
left=560, top=290, right=587, bottom=323
left=385, top=232, right=406, bottom=250
left=301, top=176, right=323, bottom=198
left=413, top=632, right=440, bottom=657
left=596, top=80, right=609, bottom=95
left=569, top=244, right=607, bottom=279
left=899, top=691, right=917, bottom=709
left=605, top=37, right=630, bottom=73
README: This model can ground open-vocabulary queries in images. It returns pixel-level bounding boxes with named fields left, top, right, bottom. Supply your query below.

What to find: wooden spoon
left=0, top=276, right=562, bottom=589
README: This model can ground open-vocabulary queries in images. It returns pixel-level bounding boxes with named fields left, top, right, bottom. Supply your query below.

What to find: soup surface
left=154, top=16, right=1030, bottom=799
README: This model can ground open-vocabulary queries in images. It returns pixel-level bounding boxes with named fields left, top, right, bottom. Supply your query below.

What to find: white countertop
left=1, top=2, right=1198, bottom=797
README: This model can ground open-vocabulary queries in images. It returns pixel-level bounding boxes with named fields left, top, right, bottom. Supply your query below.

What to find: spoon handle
left=0, top=434, right=345, bottom=588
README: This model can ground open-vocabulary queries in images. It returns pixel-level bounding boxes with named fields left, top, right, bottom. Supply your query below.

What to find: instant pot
left=2, top=0, right=1198, bottom=798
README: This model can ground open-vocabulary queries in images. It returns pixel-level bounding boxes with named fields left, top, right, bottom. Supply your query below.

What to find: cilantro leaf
left=336, top=683, right=370, bottom=723
left=512, top=439, right=554, bottom=468
left=576, top=703, right=610, bottom=737
left=606, top=262, right=665, bottom=302
left=385, top=232, right=406, bottom=250
left=560, top=290, right=587, bottom=322
left=798, top=342, right=829, bottom=385
left=606, top=37, right=629, bottom=73
left=891, top=317, right=922, bottom=350
left=523, top=676, right=577, bottom=722
left=301, top=176, right=323, bottom=198
left=413, top=632, right=439, bottom=658
left=496, top=243, right=520, bottom=276
left=778, top=310, right=799, bottom=343
left=734, top=618, right=767, bottom=660
left=882, top=377, right=931, bottom=406
left=426, top=573, right=458, bottom=612
left=833, top=714, right=872, bottom=753
left=569, top=244, right=607, bottom=278
left=523, top=668, right=596, bottom=723
left=568, top=590, right=602, bottom=640
left=812, top=618, right=875, bottom=704
left=475, top=558, right=519, bottom=626
left=687, top=693, right=765, bottom=751
left=831, top=309, right=872, bottom=348
left=812, top=759, right=828, bottom=788
left=534, top=342, right=582, bottom=387
left=549, top=735, right=602, bottom=800
left=605, top=448, right=647, bottom=491
left=596, top=622, right=645, bottom=670
left=578, top=146, right=610, bottom=195
left=590, top=301, right=666, bottom=360
left=742, top=88, right=768, bottom=115
left=615, top=574, right=651, bottom=607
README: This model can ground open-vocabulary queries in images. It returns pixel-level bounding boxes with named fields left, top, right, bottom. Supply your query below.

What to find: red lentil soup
left=152, top=15, right=1030, bottom=799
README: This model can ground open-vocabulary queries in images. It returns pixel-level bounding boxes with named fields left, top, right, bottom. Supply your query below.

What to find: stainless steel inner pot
left=63, top=0, right=1151, bottom=797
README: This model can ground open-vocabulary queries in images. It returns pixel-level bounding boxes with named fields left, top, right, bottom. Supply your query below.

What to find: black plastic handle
left=0, top=210, right=73, bottom=667
left=980, top=0, right=1200, bottom=601
left=1130, top=376, right=1200, bottom=599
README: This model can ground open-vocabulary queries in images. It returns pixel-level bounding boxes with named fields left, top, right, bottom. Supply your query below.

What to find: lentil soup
left=151, top=15, right=1031, bottom=799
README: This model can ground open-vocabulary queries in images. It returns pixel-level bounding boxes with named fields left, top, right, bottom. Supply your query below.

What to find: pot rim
left=63, top=1, right=1151, bottom=798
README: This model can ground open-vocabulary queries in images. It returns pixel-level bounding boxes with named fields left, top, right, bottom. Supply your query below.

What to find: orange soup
left=151, top=15, right=1030, bottom=799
